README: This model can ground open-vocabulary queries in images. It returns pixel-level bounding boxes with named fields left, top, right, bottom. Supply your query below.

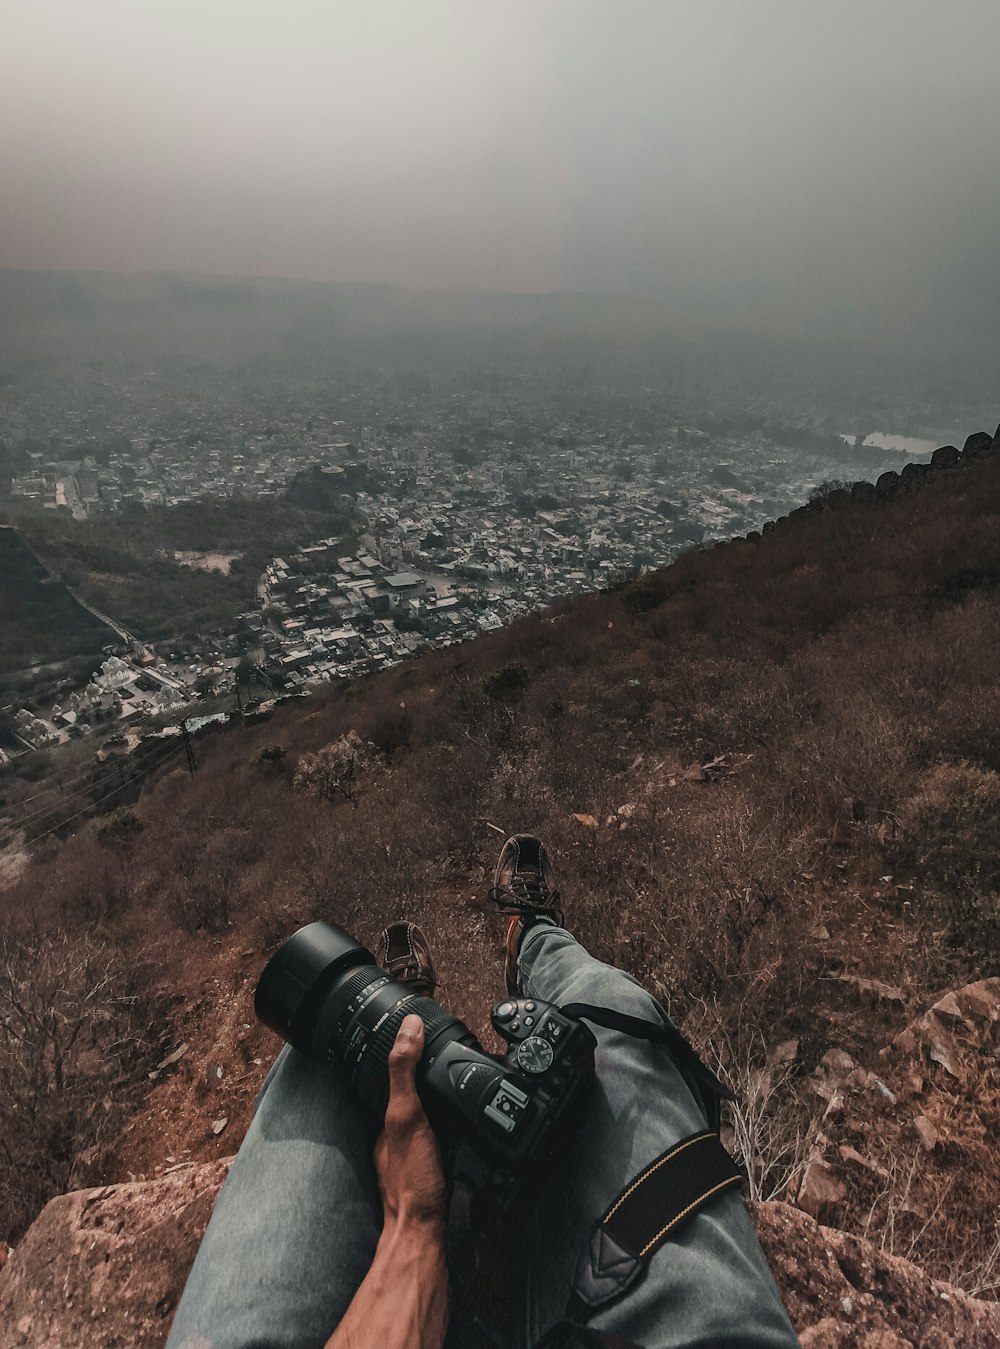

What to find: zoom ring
left=355, top=995, right=455, bottom=1119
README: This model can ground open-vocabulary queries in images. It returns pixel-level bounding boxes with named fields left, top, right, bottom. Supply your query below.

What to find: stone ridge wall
left=733, top=424, right=1000, bottom=546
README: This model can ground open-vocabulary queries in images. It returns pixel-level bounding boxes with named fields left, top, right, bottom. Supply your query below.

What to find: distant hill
left=0, top=267, right=686, bottom=370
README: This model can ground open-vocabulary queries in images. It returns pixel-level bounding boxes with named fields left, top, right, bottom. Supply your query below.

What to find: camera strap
left=557, top=1002, right=734, bottom=1130
left=552, top=1001, right=743, bottom=1334
left=566, top=1129, right=743, bottom=1317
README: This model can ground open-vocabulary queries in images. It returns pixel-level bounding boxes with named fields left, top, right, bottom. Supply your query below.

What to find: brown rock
left=927, top=1031, right=961, bottom=1079
left=891, top=978, right=1000, bottom=1083
left=769, top=1038, right=800, bottom=1066
left=837, top=1144, right=889, bottom=1180
left=0, top=1160, right=230, bottom=1349
left=2, top=1168, right=999, bottom=1348
left=820, top=1048, right=857, bottom=1077
left=854, top=977, right=906, bottom=1010
left=795, top=1157, right=846, bottom=1221
left=931, top=991, right=965, bottom=1025
left=753, top=1200, right=1000, bottom=1347
left=800, top=1321, right=911, bottom=1348
left=913, top=1116, right=938, bottom=1151
left=953, top=979, right=1000, bottom=1026
left=845, top=1068, right=878, bottom=1091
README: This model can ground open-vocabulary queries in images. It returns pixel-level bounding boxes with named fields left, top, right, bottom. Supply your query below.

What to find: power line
left=9, top=755, right=123, bottom=808
left=10, top=729, right=185, bottom=807
left=6, top=736, right=181, bottom=823
left=0, top=738, right=187, bottom=858
left=1, top=736, right=184, bottom=834
left=0, top=739, right=181, bottom=843
left=0, top=737, right=186, bottom=858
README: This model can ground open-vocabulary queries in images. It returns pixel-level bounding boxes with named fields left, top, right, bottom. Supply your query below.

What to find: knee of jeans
left=537, top=965, right=672, bottom=1025
left=566, top=964, right=669, bottom=1024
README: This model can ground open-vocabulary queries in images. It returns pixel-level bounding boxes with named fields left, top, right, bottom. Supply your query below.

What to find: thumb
left=386, top=1014, right=425, bottom=1123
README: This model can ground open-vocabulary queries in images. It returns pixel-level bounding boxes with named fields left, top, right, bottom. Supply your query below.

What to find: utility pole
left=181, top=718, right=197, bottom=775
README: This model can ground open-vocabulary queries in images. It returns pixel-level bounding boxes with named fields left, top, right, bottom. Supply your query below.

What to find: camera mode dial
left=516, top=1035, right=555, bottom=1074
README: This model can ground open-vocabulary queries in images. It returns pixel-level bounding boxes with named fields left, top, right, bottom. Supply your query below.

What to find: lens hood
left=254, top=921, right=374, bottom=1050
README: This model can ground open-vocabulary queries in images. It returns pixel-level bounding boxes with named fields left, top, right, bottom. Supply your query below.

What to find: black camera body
left=255, top=922, right=596, bottom=1199
left=424, top=995, right=594, bottom=1170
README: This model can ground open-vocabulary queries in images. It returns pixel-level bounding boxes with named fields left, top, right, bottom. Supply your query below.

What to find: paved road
left=64, top=586, right=135, bottom=645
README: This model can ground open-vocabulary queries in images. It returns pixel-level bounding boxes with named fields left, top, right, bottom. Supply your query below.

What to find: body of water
left=840, top=432, right=942, bottom=456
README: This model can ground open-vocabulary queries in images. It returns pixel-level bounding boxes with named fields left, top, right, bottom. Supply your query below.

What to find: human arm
left=325, top=1014, right=450, bottom=1349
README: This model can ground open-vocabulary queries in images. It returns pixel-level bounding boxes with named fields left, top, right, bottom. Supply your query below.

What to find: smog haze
left=3, top=0, right=999, bottom=355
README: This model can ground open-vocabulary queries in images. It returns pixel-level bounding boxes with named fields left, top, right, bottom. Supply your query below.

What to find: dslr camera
left=255, top=921, right=596, bottom=1204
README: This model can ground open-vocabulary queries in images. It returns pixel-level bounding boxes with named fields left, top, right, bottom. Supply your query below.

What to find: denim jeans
left=167, top=925, right=797, bottom=1349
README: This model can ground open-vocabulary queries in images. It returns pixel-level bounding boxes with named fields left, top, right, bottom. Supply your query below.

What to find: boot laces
left=489, top=872, right=561, bottom=916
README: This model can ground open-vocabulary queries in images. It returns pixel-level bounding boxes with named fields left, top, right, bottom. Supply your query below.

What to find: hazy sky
left=2, top=0, right=999, bottom=342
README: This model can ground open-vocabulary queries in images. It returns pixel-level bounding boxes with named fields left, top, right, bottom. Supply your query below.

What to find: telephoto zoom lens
left=254, top=921, right=478, bottom=1123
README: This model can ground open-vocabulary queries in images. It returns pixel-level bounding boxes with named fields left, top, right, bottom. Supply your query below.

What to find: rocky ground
left=4, top=445, right=1000, bottom=1344
left=2, top=1160, right=999, bottom=1348
left=1, top=974, right=997, bottom=1347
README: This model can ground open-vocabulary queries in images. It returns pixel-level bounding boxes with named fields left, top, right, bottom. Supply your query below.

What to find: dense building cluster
left=1, top=363, right=953, bottom=745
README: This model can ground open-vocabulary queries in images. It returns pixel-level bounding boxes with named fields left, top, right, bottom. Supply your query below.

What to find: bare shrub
left=95, top=807, right=143, bottom=847
left=293, top=730, right=373, bottom=806
left=0, top=931, right=164, bottom=1242
left=366, top=708, right=412, bottom=756
left=29, top=836, right=127, bottom=929
left=619, top=570, right=669, bottom=614
left=483, top=661, right=531, bottom=703
left=256, top=744, right=289, bottom=776
left=167, top=824, right=263, bottom=933
left=808, top=479, right=851, bottom=506
left=862, top=1148, right=942, bottom=1264
left=702, top=1017, right=809, bottom=1202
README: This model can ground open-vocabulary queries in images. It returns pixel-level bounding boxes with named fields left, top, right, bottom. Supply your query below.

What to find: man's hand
left=374, top=1014, right=449, bottom=1233
left=325, top=1015, right=450, bottom=1349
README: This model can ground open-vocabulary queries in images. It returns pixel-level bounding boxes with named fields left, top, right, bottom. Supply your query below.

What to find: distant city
left=0, top=361, right=970, bottom=760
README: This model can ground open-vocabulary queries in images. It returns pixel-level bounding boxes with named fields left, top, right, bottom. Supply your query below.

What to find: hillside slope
left=1, top=429, right=999, bottom=1335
